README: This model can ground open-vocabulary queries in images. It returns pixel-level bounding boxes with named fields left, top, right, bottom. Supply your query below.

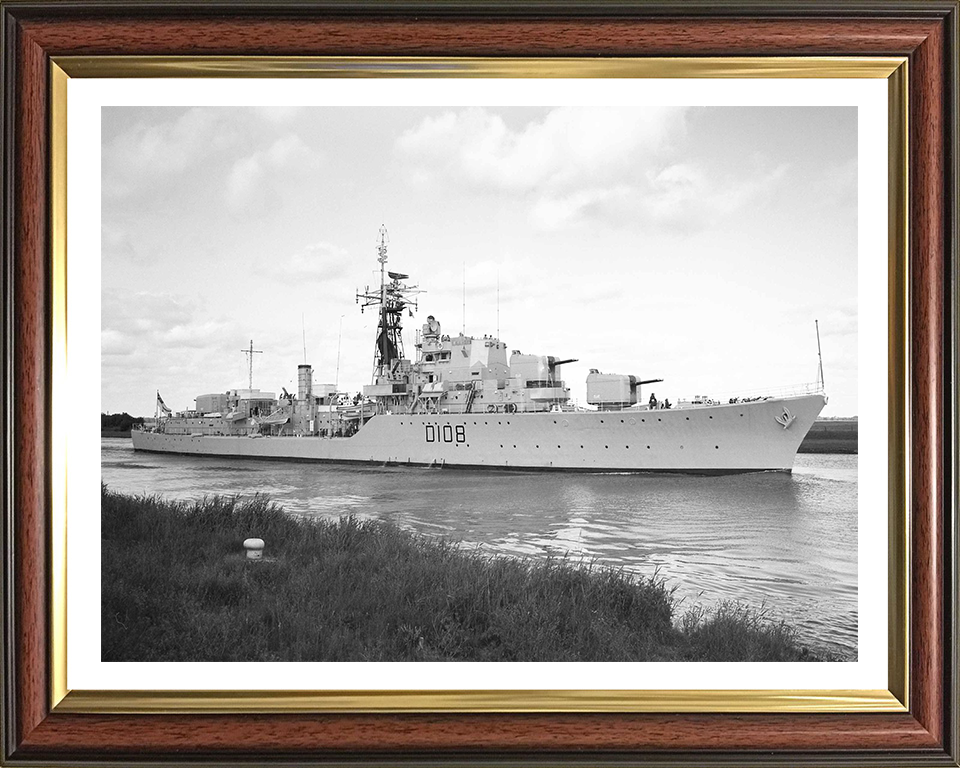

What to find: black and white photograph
left=99, top=101, right=860, bottom=666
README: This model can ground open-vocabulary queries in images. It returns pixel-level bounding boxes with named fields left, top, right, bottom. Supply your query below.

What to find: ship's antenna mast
left=815, top=319, right=825, bottom=390
left=355, top=227, right=421, bottom=384
left=301, top=314, right=307, bottom=364
left=462, top=262, right=466, bottom=336
left=241, top=339, right=262, bottom=391
left=335, top=314, right=344, bottom=390
left=375, top=226, right=389, bottom=380
left=496, top=267, right=500, bottom=340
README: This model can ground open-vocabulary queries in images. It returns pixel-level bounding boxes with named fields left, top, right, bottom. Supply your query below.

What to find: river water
left=101, top=438, right=858, bottom=658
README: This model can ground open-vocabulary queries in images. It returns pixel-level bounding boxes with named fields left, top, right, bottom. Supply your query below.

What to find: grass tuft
left=101, top=485, right=823, bottom=662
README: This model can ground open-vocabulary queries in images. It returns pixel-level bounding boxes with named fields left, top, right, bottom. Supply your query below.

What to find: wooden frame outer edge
left=3, top=3, right=956, bottom=765
left=1, top=2, right=16, bottom=764
left=44, top=54, right=908, bottom=718
left=0, top=0, right=954, bottom=17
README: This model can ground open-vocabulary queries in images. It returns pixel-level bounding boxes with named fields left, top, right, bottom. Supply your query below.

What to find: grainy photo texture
left=101, top=106, right=858, bottom=663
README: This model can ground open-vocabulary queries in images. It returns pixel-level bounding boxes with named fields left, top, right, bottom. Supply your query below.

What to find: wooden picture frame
left=2, top=1, right=957, bottom=764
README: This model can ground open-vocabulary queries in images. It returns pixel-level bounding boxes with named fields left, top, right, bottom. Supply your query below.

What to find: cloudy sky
left=102, top=105, right=857, bottom=416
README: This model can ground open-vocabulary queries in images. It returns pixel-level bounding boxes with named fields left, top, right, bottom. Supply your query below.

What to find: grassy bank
left=102, top=486, right=820, bottom=662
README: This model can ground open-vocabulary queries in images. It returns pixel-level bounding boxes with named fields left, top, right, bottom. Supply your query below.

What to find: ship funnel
left=298, top=364, right=313, bottom=400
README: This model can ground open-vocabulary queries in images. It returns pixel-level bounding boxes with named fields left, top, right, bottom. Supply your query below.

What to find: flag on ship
left=156, top=391, right=172, bottom=415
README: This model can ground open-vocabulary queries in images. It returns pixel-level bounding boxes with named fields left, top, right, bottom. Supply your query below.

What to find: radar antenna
left=356, top=227, right=422, bottom=383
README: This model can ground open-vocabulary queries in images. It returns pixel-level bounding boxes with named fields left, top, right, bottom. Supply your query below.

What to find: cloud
left=528, top=162, right=789, bottom=232
left=815, top=157, right=858, bottom=211
left=819, top=305, right=858, bottom=337
left=780, top=302, right=858, bottom=337
left=253, top=106, right=304, bottom=124
left=103, top=109, right=241, bottom=199
left=103, top=108, right=322, bottom=203
left=101, top=289, right=254, bottom=411
left=530, top=186, right=631, bottom=230
left=101, top=224, right=140, bottom=264
left=257, top=242, right=352, bottom=285
left=397, top=106, right=688, bottom=193
left=397, top=107, right=791, bottom=232
left=225, top=134, right=323, bottom=211
left=101, top=328, right=134, bottom=356
left=101, top=290, right=233, bottom=357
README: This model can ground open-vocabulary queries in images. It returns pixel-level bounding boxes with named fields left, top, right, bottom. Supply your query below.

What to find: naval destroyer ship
left=132, top=230, right=827, bottom=473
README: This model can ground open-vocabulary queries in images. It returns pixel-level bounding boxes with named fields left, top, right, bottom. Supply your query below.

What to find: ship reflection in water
left=102, top=439, right=857, bottom=659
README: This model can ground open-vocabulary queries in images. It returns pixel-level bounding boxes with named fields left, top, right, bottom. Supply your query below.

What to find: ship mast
left=815, top=319, right=825, bottom=390
left=356, top=227, right=421, bottom=384
left=241, top=339, right=262, bottom=391
left=377, top=227, right=388, bottom=381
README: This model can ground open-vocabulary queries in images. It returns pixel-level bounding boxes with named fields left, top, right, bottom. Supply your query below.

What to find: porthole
left=715, top=445, right=719, bottom=449
left=685, top=417, right=690, bottom=421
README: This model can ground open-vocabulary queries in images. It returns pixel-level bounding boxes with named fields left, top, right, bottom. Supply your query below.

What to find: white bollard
left=243, top=538, right=265, bottom=560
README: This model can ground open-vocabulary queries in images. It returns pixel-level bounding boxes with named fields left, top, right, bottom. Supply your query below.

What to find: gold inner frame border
left=49, top=55, right=909, bottom=715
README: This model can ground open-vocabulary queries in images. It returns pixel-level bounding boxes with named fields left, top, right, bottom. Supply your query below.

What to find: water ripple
left=102, top=440, right=858, bottom=658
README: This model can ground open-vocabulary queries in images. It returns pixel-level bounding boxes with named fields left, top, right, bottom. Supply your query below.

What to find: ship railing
left=701, top=381, right=825, bottom=403
left=577, top=382, right=824, bottom=413
left=668, top=383, right=824, bottom=408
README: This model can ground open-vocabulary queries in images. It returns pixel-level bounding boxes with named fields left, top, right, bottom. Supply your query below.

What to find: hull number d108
left=425, top=424, right=466, bottom=444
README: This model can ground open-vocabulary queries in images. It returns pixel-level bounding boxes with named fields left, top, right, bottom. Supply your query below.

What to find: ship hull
left=131, top=394, right=826, bottom=473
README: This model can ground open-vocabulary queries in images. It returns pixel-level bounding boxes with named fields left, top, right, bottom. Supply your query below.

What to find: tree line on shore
left=101, top=412, right=144, bottom=433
